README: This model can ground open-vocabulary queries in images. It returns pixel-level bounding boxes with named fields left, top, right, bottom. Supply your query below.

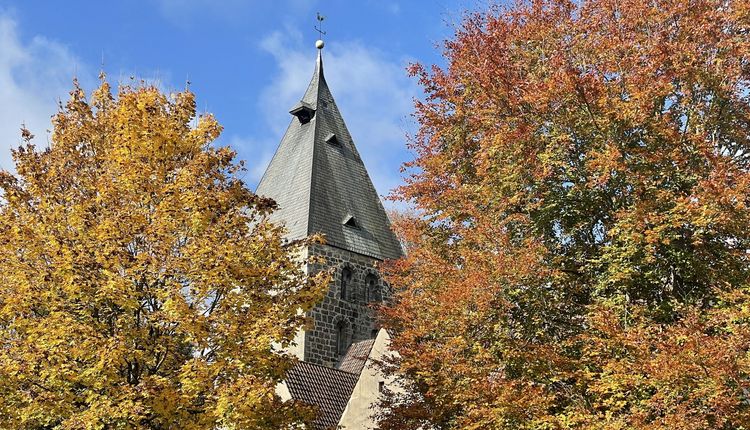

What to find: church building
left=256, top=38, right=403, bottom=429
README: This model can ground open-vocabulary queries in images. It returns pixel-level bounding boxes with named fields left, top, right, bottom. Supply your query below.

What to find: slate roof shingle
left=255, top=49, right=404, bottom=261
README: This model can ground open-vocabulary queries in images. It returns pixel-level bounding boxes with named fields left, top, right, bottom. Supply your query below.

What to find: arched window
left=340, top=267, right=352, bottom=301
left=366, top=274, right=380, bottom=303
left=336, top=320, right=349, bottom=356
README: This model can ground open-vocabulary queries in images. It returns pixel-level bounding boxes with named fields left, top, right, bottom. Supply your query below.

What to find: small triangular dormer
left=343, top=215, right=359, bottom=229
left=289, top=101, right=315, bottom=124
left=325, top=133, right=340, bottom=146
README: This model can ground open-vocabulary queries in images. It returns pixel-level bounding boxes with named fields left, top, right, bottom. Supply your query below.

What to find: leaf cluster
left=0, top=79, right=327, bottom=429
left=379, top=0, right=750, bottom=428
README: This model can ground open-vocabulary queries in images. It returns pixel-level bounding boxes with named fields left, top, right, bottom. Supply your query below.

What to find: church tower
left=256, top=41, right=403, bottom=368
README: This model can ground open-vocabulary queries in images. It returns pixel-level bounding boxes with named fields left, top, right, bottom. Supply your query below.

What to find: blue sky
left=0, top=0, right=480, bottom=203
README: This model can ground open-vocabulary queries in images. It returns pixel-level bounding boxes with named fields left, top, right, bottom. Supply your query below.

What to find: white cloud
left=0, top=13, right=87, bottom=171
left=237, top=29, right=417, bottom=201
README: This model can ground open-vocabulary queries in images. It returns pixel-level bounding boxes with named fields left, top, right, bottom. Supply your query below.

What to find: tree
left=379, top=0, right=750, bottom=428
left=0, top=78, right=327, bottom=429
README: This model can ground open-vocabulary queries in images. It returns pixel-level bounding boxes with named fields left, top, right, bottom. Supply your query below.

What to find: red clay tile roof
left=286, top=361, right=359, bottom=430
left=338, top=339, right=375, bottom=375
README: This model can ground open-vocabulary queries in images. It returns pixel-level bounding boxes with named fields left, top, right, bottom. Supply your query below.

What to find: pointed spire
left=316, top=46, right=324, bottom=78
left=298, top=41, right=326, bottom=109
left=256, top=30, right=403, bottom=261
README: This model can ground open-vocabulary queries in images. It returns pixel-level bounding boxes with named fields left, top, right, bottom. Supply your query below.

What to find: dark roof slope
left=338, top=339, right=375, bottom=375
left=286, top=361, right=359, bottom=430
left=255, top=49, right=403, bottom=261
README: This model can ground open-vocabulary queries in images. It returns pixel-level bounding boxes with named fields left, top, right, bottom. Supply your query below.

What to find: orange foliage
left=379, top=1, right=750, bottom=428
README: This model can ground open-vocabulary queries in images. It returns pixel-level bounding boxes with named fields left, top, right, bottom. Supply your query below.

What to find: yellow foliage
left=0, top=79, right=326, bottom=429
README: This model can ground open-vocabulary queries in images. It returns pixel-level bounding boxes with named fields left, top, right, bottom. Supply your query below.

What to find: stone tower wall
left=303, top=242, right=387, bottom=367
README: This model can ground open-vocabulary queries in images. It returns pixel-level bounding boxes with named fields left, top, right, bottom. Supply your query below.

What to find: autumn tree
left=379, top=0, right=750, bottom=429
left=0, top=78, right=326, bottom=429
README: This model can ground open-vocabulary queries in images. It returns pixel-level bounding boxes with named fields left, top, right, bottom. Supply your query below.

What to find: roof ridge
left=349, top=338, right=376, bottom=349
left=305, top=50, right=324, bottom=239
left=296, top=357, right=361, bottom=376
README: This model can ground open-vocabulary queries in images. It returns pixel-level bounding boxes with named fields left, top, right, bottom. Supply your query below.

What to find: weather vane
left=315, top=12, right=326, bottom=49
